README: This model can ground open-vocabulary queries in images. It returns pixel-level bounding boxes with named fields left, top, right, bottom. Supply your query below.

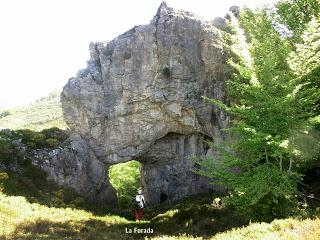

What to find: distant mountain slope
left=0, top=91, right=67, bottom=131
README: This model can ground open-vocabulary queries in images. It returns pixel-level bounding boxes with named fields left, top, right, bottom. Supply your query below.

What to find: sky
left=0, top=0, right=278, bottom=110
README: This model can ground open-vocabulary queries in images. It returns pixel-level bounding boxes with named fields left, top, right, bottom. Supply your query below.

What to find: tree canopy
left=196, top=1, right=320, bottom=221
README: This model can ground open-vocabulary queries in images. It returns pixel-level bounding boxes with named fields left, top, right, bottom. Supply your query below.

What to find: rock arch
left=43, top=2, right=231, bottom=206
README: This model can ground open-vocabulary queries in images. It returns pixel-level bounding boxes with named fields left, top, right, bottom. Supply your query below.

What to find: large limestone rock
left=58, top=2, right=231, bottom=206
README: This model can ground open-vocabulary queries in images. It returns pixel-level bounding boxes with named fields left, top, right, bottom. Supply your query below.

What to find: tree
left=276, top=0, right=320, bottom=43
left=288, top=17, right=320, bottom=172
left=289, top=17, right=320, bottom=118
left=196, top=7, right=304, bottom=221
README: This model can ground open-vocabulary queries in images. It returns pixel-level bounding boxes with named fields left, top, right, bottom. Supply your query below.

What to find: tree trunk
left=288, top=157, right=293, bottom=175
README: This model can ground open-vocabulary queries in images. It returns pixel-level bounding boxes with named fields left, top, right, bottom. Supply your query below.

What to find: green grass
left=149, top=217, right=320, bottom=239
left=1, top=192, right=320, bottom=240
left=0, top=91, right=67, bottom=131
left=0, top=191, right=244, bottom=240
left=0, top=193, right=131, bottom=240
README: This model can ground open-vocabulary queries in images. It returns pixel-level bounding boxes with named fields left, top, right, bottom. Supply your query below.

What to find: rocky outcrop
left=57, top=2, right=231, bottom=206
left=32, top=134, right=117, bottom=206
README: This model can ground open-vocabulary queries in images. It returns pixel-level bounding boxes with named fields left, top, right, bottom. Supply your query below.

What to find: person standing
left=133, top=189, right=146, bottom=221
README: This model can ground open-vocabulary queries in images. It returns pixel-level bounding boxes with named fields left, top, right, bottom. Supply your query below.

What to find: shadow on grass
left=9, top=218, right=130, bottom=240
left=6, top=196, right=248, bottom=240
left=8, top=215, right=245, bottom=240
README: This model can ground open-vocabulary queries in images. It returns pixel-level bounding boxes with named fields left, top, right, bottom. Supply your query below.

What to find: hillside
left=1, top=192, right=320, bottom=240
left=0, top=91, right=66, bottom=131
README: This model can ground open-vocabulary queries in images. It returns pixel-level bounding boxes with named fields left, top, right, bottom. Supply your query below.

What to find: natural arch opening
left=108, top=160, right=141, bottom=208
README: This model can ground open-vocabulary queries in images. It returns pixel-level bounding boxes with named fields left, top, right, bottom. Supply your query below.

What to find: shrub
left=0, top=139, right=25, bottom=165
left=45, top=138, right=59, bottom=148
left=16, top=129, right=37, bottom=143
left=162, top=67, right=172, bottom=79
left=0, top=140, right=15, bottom=164
left=228, top=165, right=301, bottom=221
left=15, top=128, right=66, bottom=150
left=26, top=141, right=36, bottom=149
left=40, top=127, right=67, bottom=142
left=23, top=164, right=47, bottom=181
left=32, top=134, right=46, bottom=148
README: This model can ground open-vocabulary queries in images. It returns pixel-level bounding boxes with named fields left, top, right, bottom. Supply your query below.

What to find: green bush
left=40, top=127, right=68, bottom=142
left=32, top=133, right=46, bottom=148
left=26, top=141, right=36, bottom=149
left=15, top=128, right=66, bottom=150
left=16, top=129, right=37, bottom=142
left=223, top=165, right=301, bottom=221
left=162, top=67, right=172, bottom=79
left=15, top=129, right=40, bottom=149
left=45, top=138, right=59, bottom=148
left=0, top=139, right=25, bottom=165
left=0, top=140, right=15, bottom=164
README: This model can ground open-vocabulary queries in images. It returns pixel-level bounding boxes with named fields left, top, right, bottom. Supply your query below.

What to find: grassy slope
left=0, top=193, right=320, bottom=240
left=151, top=218, right=320, bottom=240
left=0, top=91, right=67, bottom=131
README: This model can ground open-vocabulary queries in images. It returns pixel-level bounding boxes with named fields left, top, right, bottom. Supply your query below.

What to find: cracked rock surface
left=44, top=2, right=231, bottom=206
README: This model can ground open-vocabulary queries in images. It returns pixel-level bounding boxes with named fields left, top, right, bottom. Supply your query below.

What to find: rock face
left=58, top=2, right=231, bottom=206
left=32, top=134, right=117, bottom=206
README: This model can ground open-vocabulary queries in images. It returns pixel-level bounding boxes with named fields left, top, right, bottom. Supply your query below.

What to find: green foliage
left=0, top=131, right=25, bottom=165
left=289, top=17, right=320, bottom=118
left=109, top=160, right=141, bottom=208
left=199, top=158, right=300, bottom=221
left=239, top=8, right=294, bottom=84
left=32, top=133, right=46, bottom=148
left=41, top=127, right=68, bottom=141
left=15, top=128, right=67, bottom=150
left=196, top=7, right=311, bottom=221
left=289, top=17, right=320, bottom=74
left=0, top=91, right=67, bottom=131
left=45, top=138, right=60, bottom=148
left=162, top=67, right=172, bottom=79
left=276, top=0, right=320, bottom=43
